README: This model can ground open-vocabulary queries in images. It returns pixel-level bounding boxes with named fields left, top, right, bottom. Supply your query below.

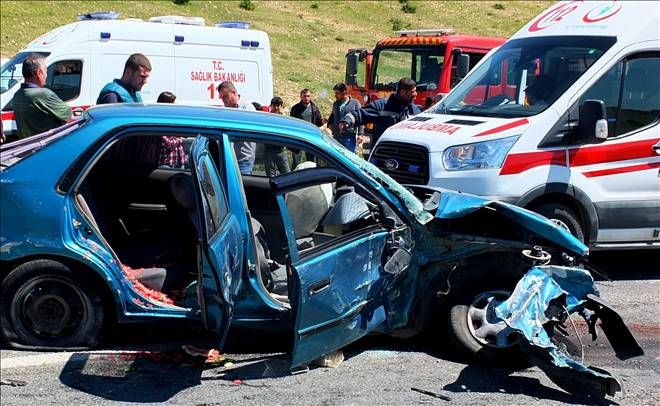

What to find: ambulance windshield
left=372, top=47, right=445, bottom=92
left=1, top=52, right=50, bottom=95
left=435, top=36, right=616, bottom=118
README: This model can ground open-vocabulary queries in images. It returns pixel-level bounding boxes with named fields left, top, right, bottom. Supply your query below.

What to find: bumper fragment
left=495, top=266, right=643, bottom=398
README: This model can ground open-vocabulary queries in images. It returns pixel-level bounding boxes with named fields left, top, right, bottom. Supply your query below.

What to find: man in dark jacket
left=97, top=53, right=151, bottom=104
left=12, top=54, right=71, bottom=139
left=339, top=78, right=421, bottom=152
left=328, top=83, right=363, bottom=153
left=289, top=88, right=323, bottom=166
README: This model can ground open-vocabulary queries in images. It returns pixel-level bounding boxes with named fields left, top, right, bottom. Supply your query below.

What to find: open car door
left=271, top=167, right=414, bottom=368
left=189, top=135, right=243, bottom=345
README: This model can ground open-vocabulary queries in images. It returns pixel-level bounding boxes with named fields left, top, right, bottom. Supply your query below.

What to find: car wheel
left=1, top=259, right=104, bottom=350
left=448, top=288, right=525, bottom=364
left=535, top=203, right=585, bottom=242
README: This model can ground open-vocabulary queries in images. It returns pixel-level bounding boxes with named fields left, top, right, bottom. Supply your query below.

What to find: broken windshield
left=434, top=36, right=616, bottom=118
left=372, top=47, right=445, bottom=92
left=321, top=132, right=433, bottom=224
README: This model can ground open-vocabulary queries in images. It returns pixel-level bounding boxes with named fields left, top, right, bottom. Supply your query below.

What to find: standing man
left=339, top=78, right=421, bottom=154
left=289, top=88, right=323, bottom=166
left=12, top=54, right=71, bottom=139
left=328, top=83, right=363, bottom=153
left=218, top=81, right=256, bottom=175
left=97, top=53, right=151, bottom=104
left=263, top=97, right=290, bottom=177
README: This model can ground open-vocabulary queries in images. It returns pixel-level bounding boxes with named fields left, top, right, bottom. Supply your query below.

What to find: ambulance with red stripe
left=0, top=13, right=273, bottom=139
left=372, top=1, right=660, bottom=249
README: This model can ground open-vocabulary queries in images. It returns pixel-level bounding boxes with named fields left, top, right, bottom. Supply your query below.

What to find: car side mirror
left=345, top=51, right=359, bottom=86
left=578, top=99, right=608, bottom=142
left=457, top=54, right=470, bottom=80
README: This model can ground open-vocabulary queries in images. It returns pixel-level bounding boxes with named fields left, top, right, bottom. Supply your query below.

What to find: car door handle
left=308, top=278, right=331, bottom=296
left=72, top=107, right=85, bottom=117
left=653, top=142, right=660, bottom=154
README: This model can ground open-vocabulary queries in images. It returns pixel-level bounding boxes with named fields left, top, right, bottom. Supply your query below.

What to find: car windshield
left=434, top=36, right=616, bottom=118
left=372, top=47, right=445, bottom=92
left=1, top=51, right=50, bottom=95
left=0, top=119, right=84, bottom=169
left=321, top=132, right=433, bottom=225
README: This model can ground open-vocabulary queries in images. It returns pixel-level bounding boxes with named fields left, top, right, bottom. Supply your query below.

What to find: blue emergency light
left=215, top=21, right=250, bottom=29
left=100, top=32, right=111, bottom=39
left=78, top=11, right=119, bottom=21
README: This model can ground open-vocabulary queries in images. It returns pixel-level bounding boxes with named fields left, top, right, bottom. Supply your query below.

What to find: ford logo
left=384, top=159, right=400, bottom=170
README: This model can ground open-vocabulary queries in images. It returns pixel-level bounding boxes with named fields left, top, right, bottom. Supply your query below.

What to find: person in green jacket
left=12, top=54, right=71, bottom=139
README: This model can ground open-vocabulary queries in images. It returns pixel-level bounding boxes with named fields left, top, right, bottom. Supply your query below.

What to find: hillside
left=0, top=0, right=550, bottom=112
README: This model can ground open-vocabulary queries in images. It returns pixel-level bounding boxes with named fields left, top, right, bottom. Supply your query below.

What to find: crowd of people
left=6, top=53, right=422, bottom=178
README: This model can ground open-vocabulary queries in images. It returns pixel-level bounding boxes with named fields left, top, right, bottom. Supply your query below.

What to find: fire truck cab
left=345, top=29, right=505, bottom=109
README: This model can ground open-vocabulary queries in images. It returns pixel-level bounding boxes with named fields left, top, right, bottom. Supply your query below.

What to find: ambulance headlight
left=443, top=136, right=519, bottom=171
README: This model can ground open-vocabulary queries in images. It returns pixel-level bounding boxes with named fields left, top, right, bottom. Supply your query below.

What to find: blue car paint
left=0, top=105, right=639, bottom=394
left=495, top=266, right=619, bottom=386
left=435, top=192, right=589, bottom=257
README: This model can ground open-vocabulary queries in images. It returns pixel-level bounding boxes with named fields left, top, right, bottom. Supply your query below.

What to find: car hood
left=382, top=113, right=531, bottom=152
left=416, top=186, right=588, bottom=257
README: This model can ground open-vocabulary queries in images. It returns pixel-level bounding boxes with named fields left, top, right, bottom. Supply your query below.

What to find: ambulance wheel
left=1, top=259, right=104, bottom=350
left=535, top=203, right=585, bottom=242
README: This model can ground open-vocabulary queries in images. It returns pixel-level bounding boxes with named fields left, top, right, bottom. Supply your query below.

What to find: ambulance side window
left=46, top=60, right=82, bottom=102
left=581, top=53, right=660, bottom=138
left=618, top=56, right=660, bottom=135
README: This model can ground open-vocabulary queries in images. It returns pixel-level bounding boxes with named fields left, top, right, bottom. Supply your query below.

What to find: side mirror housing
left=345, top=51, right=359, bottom=86
left=578, top=99, right=608, bottom=142
left=457, top=54, right=470, bottom=80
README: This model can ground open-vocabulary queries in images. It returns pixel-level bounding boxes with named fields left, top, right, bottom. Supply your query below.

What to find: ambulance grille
left=370, top=142, right=429, bottom=185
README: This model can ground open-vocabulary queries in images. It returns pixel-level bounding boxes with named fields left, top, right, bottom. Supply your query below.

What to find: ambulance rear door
left=173, top=26, right=270, bottom=106
left=89, top=21, right=175, bottom=103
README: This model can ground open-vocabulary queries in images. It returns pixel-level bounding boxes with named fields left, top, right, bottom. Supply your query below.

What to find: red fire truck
left=345, top=29, right=506, bottom=108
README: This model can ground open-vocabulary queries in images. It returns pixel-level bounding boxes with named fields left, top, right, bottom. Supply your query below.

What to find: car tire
left=447, top=286, right=527, bottom=365
left=1, top=259, right=104, bottom=350
left=535, top=203, right=585, bottom=242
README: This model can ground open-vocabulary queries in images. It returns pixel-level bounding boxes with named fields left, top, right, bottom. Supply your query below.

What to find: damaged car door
left=189, top=136, right=243, bottom=343
left=271, top=167, right=413, bottom=368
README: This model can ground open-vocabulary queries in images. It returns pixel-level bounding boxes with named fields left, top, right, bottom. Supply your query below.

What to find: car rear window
left=0, top=119, right=84, bottom=169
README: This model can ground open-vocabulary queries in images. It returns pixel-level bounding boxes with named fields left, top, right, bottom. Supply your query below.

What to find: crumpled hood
left=383, top=113, right=531, bottom=152
left=433, top=189, right=588, bottom=256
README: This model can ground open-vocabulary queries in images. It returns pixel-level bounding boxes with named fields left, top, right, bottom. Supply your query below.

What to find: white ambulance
left=372, top=1, right=660, bottom=250
left=0, top=13, right=273, bottom=137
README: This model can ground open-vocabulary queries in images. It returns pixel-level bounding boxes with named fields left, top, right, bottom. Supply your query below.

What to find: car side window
left=281, top=177, right=384, bottom=255
left=197, top=154, right=228, bottom=239
left=46, top=60, right=82, bottom=102
left=580, top=53, right=660, bottom=138
left=237, top=141, right=333, bottom=178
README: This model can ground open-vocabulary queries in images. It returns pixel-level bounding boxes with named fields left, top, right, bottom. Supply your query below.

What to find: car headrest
left=169, top=173, right=196, bottom=211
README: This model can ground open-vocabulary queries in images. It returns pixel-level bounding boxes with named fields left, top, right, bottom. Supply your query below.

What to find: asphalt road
left=1, top=250, right=658, bottom=405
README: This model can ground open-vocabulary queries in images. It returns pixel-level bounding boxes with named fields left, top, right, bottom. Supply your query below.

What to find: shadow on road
left=443, top=364, right=618, bottom=406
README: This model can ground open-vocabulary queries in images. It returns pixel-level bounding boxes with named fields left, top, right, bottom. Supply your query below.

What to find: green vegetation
left=0, top=0, right=550, bottom=113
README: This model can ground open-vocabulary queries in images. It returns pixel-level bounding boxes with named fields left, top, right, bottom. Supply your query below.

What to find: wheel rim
left=466, top=290, right=519, bottom=349
left=550, top=218, right=571, bottom=233
left=11, top=276, right=87, bottom=343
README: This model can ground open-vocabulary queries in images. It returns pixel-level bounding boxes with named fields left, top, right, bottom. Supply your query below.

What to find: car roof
left=86, top=103, right=322, bottom=141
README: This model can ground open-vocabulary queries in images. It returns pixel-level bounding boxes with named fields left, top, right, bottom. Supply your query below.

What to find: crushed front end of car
left=403, top=186, right=643, bottom=399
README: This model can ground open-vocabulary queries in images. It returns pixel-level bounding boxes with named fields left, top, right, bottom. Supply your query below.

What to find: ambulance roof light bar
left=395, top=28, right=455, bottom=37
left=149, top=15, right=206, bottom=26
left=78, top=11, right=119, bottom=21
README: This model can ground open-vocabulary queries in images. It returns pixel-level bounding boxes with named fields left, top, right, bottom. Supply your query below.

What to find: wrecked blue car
left=0, top=105, right=642, bottom=397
